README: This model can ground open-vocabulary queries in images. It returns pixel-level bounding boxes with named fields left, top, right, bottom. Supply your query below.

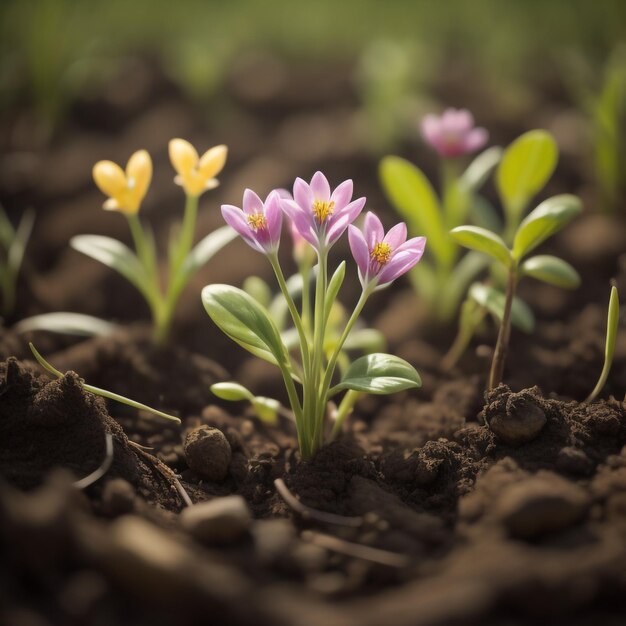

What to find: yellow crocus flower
left=93, top=150, right=152, bottom=214
left=169, top=139, right=228, bottom=197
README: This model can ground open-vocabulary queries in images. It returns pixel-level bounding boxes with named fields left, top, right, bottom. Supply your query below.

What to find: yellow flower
left=168, top=139, right=228, bottom=197
left=92, top=150, right=152, bottom=214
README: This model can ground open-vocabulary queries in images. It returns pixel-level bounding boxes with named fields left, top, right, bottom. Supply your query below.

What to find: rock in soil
left=494, top=471, right=590, bottom=538
left=482, top=385, right=547, bottom=445
left=180, top=495, right=251, bottom=544
left=183, top=425, right=232, bottom=482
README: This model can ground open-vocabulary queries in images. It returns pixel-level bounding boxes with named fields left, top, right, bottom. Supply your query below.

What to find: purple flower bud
left=280, top=171, right=366, bottom=250
left=221, top=189, right=282, bottom=254
left=348, top=212, right=426, bottom=288
left=421, top=108, right=488, bottom=158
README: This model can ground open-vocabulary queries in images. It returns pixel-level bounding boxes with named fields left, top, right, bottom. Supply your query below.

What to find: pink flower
left=421, top=108, right=488, bottom=158
left=280, top=172, right=366, bottom=250
left=348, top=212, right=426, bottom=288
left=221, top=189, right=282, bottom=254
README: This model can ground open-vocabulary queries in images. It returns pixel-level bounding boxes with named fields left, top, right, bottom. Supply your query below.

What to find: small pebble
left=556, top=447, right=593, bottom=476
left=183, top=426, right=232, bottom=482
left=494, top=472, right=590, bottom=538
left=180, top=495, right=251, bottom=544
left=101, top=479, right=136, bottom=516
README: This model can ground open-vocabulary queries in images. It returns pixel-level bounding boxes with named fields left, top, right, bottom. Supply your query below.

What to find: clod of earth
left=180, top=495, right=251, bottom=544
left=481, top=384, right=547, bottom=445
left=183, top=425, right=232, bottom=481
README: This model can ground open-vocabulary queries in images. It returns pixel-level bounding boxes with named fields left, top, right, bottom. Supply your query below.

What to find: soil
left=1, top=56, right=626, bottom=625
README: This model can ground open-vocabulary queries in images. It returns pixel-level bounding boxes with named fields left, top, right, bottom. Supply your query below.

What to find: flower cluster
left=421, top=108, right=488, bottom=158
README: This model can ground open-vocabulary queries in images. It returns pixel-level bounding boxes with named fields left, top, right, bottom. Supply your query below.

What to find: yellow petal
left=169, top=139, right=198, bottom=177
left=181, top=171, right=206, bottom=197
left=93, top=160, right=126, bottom=199
left=126, top=149, right=152, bottom=210
left=198, top=144, right=228, bottom=180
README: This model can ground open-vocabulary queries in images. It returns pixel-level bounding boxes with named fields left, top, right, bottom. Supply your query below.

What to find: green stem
left=329, top=390, right=361, bottom=441
left=441, top=299, right=485, bottom=370
left=300, top=258, right=312, bottom=337
left=488, top=268, right=517, bottom=390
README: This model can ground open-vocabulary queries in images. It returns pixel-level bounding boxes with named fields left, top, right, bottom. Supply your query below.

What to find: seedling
left=67, top=141, right=236, bottom=344
left=451, top=193, right=582, bottom=389
left=29, top=343, right=180, bottom=423
left=380, top=108, right=501, bottom=321
left=204, top=173, right=424, bottom=459
left=0, top=205, right=34, bottom=317
left=586, top=285, right=620, bottom=402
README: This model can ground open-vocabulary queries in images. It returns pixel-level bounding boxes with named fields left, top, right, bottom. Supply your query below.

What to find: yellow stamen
left=312, top=199, right=335, bottom=224
left=371, top=242, right=392, bottom=265
left=247, top=212, right=267, bottom=231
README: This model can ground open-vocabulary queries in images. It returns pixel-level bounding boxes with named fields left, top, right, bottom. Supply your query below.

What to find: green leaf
left=586, top=286, right=620, bottom=402
left=211, top=382, right=254, bottom=401
left=15, top=312, right=118, bottom=337
left=71, top=235, right=148, bottom=295
left=449, top=226, right=512, bottom=268
left=469, top=283, right=535, bottom=333
left=379, top=156, right=453, bottom=267
left=29, top=343, right=180, bottom=423
left=8, top=209, right=35, bottom=275
left=251, top=396, right=280, bottom=424
left=459, top=146, right=503, bottom=193
left=202, top=284, right=287, bottom=367
left=324, top=261, right=346, bottom=322
left=330, top=353, right=421, bottom=395
left=520, top=255, right=581, bottom=289
left=468, top=195, right=502, bottom=233
left=243, top=276, right=273, bottom=309
left=497, top=130, right=558, bottom=218
left=180, top=226, right=237, bottom=279
left=512, top=194, right=582, bottom=260
left=343, top=328, right=386, bottom=353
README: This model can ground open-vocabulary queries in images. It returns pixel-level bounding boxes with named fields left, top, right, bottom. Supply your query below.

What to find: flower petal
left=126, top=150, right=152, bottom=204
left=363, top=211, right=384, bottom=249
left=168, top=139, right=198, bottom=176
left=330, top=179, right=353, bottom=210
left=93, top=160, right=126, bottom=198
left=221, top=205, right=255, bottom=245
left=420, top=114, right=441, bottom=144
left=198, top=144, right=228, bottom=180
left=378, top=250, right=420, bottom=284
left=464, top=127, right=488, bottom=153
left=293, top=177, right=313, bottom=211
left=383, top=222, right=407, bottom=250
left=310, top=171, right=331, bottom=201
left=264, top=191, right=283, bottom=248
left=242, top=189, right=264, bottom=215
left=281, top=199, right=317, bottom=246
left=348, top=225, right=370, bottom=280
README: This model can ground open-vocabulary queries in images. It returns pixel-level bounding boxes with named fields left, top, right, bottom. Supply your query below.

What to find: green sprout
left=451, top=193, right=582, bottom=389
left=586, top=285, right=620, bottom=403
left=0, top=205, right=34, bottom=318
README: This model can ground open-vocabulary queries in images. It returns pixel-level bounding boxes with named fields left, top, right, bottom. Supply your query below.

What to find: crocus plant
left=380, top=108, right=502, bottom=321
left=66, top=141, right=236, bottom=344
left=204, top=172, right=425, bottom=459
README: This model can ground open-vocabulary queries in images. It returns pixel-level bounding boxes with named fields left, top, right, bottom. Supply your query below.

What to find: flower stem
left=488, top=268, right=517, bottom=390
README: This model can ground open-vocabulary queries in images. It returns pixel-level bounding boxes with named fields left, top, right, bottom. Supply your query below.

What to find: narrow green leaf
left=586, top=286, right=620, bottom=402
left=202, top=284, right=287, bottom=367
left=330, top=353, right=421, bottom=395
left=497, top=130, right=558, bottom=218
left=15, top=312, right=118, bottom=337
left=180, top=226, right=237, bottom=279
left=211, top=382, right=254, bottom=401
left=8, top=209, right=35, bottom=274
left=71, top=235, right=147, bottom=294
left=512, top=194, right=582, bottom=260
left=379, top=156, right=453, bottom=267
left=0, top=205, right=15, bottom=249
left=251, top=396, right=280, bottom=424
left=449, top=226, right=512, bottom=268
left=520, top=255, right=581, bottom=289
left=29, top=343, right=180, bottom=423
left=460, top=146, right=503, bottom=193
left=324, top=261, right=346, bottom=323
left=469, top=283, right=535, bottom=333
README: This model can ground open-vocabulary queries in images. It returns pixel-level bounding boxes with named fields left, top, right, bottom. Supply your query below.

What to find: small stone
left=180, top=495, right=251, bottom=544
left=556, top=447, right=593, bottom=476
left=494, top=472, right=590, bottom=538
left=101, top=479, right=135, bottom=516
left=183, top=426, right=232, bottom=481
left=251, top=519, right=296, bottom=564
left=482, top=385, right=547, bottom=446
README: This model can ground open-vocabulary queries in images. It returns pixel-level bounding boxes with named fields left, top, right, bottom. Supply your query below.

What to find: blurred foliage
left=1, top=0, right=625, bottom=132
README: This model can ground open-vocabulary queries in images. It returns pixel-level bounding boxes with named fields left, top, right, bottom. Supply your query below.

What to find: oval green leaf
left=202, top=284, right=287, bottom=367
left=520, top=255, right=581, bottom=289
left=324, top=261, right=346, bottom=322
left=497, top=130, right=558, bottom=218
left=379, top=156, right=452, bottom=267
left=211, top=382, right=254, bottom=402
left=180, top=226, right=237, bottom=278
left=15, top=312, right=118, bottom=337
left=331, top=353, right=421, bottom=395
left=469, top=283, right=535, bottom=333
left=512, top=194, right=582, bottom=260
left=449, top=226, right=512, bottom=268
left=460, top=146, right=503, bottom=193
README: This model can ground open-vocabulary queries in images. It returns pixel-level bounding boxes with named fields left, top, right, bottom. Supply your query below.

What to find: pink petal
left=363, top=212, right=384, bottom=249
left=383, top=222, right=407, bottom=250
left=243, top=189, right=264, bottom=215
left=310, top=171, right=331, bottom=201
left=293, top=177, right=313, bottom=211
left=330, top=179, right=353, bottom=210
left=222, top=205, right=256, bottom=246
left=326, top=197, right=366, bottom=245
left=420, top=114, right=441, bottom=143
left=273, top=187, right=293, bottom=200
left=463, top=127, right=488, bottom=153
left=281, top=199, right=318, bottom=247
left=348, top=225, right=370, bottom=279
left=445, top=108, right=474, bottom=133
left=394, top=236, right=427, bottom=258
left=265, top=191, right=283, bottom=248
left=378, top=250, right=421, bottom=284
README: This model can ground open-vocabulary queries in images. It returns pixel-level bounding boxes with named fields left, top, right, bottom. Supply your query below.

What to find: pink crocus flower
left=421, top=108, right=488, bottom=158
left=221, top=189, right=282, bottom=254
left=348, top=212, right=426, bottom=288
left=280, top=171, right=366, bottom=250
